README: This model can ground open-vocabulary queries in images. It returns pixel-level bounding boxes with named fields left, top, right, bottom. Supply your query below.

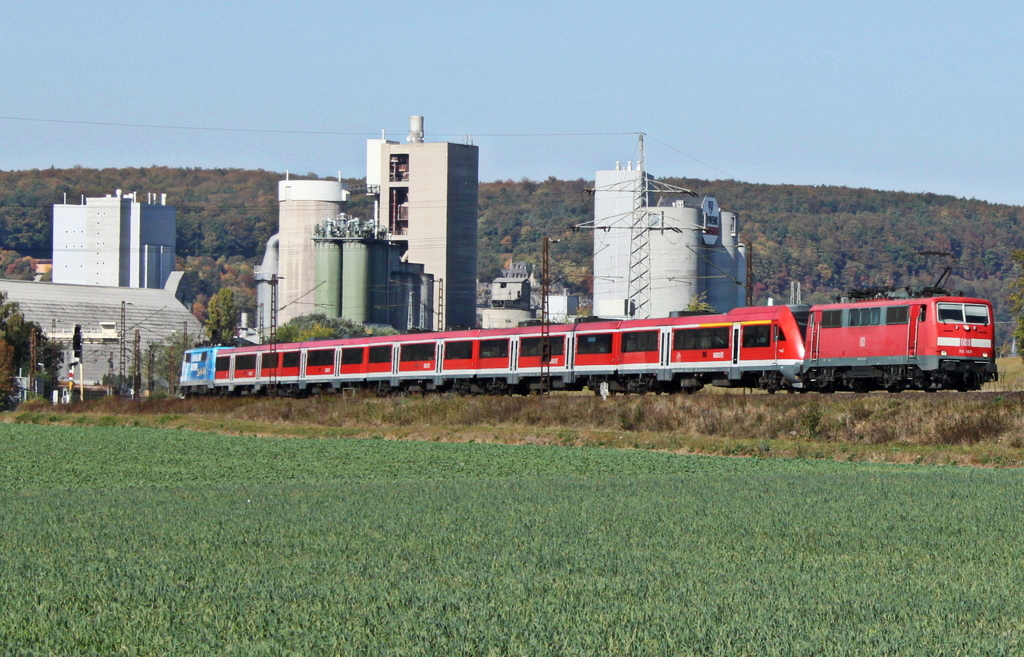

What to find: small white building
left=481, top=263, right=533, bottom=329
left=52, top=190, right=176, bottom=289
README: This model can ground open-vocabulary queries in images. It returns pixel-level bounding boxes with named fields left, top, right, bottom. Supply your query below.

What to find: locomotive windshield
left=937, top=302, right=990, bottom=325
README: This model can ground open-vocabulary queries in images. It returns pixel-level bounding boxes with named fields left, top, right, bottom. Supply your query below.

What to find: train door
left=907, top=304, right=922, bottom=358
left=731, top=324, right=741, bottom=365
left=808, top=313, right=821, bottom=362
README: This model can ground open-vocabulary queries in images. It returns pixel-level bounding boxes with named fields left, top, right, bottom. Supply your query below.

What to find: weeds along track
left=13, top=390, right=1024, bottom=466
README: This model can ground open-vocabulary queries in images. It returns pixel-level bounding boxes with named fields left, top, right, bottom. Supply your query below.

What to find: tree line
left=2, top=165, right=1024, bottom=343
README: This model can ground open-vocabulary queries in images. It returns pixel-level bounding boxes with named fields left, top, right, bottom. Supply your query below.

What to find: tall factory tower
left=367, top=116, right=479, bottom=329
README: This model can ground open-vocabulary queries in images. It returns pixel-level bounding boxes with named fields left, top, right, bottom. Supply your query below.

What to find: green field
left=3, top=424, right=1024, bottom=655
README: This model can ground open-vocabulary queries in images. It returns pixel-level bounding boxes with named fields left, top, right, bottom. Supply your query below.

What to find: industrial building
left=592, top=163, right=746, bottom=318
left=269, top=178, right=350, bottom=324
left=0, top=276, right=203, bottom=389
left=255, top=179, right=435, bottom=335
left=480, top=263, right=533, bottom=329
left=257, top=116, right=479, bottom=335
left=367, top=116, right=479, bottom=329
left=52, top=190, right=176, bottom=288
left=310, top=215, right=432, bottom=330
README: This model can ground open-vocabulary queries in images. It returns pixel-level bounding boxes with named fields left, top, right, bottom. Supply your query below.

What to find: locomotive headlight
left=940, top=350, right=948, bottom=356
left=984, top=352, right=990, bottom=358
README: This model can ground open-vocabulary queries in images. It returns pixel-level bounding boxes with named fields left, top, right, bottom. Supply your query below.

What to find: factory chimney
left=407, top=115, right=424, bottom=143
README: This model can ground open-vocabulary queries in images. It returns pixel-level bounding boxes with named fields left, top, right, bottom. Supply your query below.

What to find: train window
left=885, top=306, right=909, bottom=325
left=577, top=333, right=612, bottom=355
left=215, top=356, right=230, bottom=372
left=820, top=310, right=843, bottom=328
left=774, top=324, right=786, bottom=342
left=479, top=339, right=509, bottom=359
left=282, top=352, right=300, bottom=368
left=521, top=337, right=565, bottom=357
left=261, top=352, right=278, bottom=369
left=919, top=306, right=926, bottom=322
left=673, top=327, right=729, bottom=350
left=235, top=354, right=257, bottom=370
left=188, top=351, right=207, bottom=363
left=965, top=304, right=990, bottom=325
left=307, top=349, right=334, bottom=367
left=368, top=346, right=391, bottom=363
left=444, top=341, right=473, bottom=361
left=937, top=303, right=965, bottom=323
left=621, top=330, right=659, bottom=353
left=741, top=325, right=771, bottom=348
left=400, top=343, right=435, bottom=362
left=341, top=348, right=365, bottom=365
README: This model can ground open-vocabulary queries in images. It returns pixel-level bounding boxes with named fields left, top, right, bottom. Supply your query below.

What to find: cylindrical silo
left=649, top=205, right=701, bottom=317
left=277, top=179, right=348, bottom=323
left=365, top=242, right=391, bottom=326
left=314, top=240, right=343, bottom=317
left=706, top=210, right=741, bottom=312
left=341, top=241, right=368, bottom=323
left=735, top=242, right=748, bottom=308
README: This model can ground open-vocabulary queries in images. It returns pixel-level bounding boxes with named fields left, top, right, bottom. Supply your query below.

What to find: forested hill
left=1, top=167, right=1022, bottom=326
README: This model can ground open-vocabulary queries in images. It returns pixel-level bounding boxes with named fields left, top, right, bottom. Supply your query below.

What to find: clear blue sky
left=2, top=0, right=1022, bottom=205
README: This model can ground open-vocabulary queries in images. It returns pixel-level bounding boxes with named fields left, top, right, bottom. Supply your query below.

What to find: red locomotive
left=180, top=295, right=996, bottom=396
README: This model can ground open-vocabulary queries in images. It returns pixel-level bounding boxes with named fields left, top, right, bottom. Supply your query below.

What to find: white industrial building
left=592, top=164, right=746, bottom=318
left=52, top=190, right=176, bottom=289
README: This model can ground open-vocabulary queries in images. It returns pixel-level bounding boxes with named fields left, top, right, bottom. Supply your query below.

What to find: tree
left=0, top=291, right=63, bottom=404
left=205, top=288, right=237, bottom=344
left=0, top=342, right=14, bottom=402
left=152, top=329, right=197, bottom=395
left=275, top=314, right=397, bottom=343
left=1008, top=249, right=1024, bottom=356
left=685, top=292, right=717, bottom=314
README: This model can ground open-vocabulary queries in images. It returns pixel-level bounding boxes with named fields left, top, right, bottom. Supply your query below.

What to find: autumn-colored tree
left=275, top=314, right=397, bottom=344
left=685, top=292, right=717, bottom=314
left=1007, top=250, right=1024, bottom=356
left=205, top=287, right=237, bottom=344
left=0, top=342, right=14, bottom=402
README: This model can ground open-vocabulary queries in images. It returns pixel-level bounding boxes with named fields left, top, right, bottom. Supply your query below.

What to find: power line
left=0, top=114, right=637, bottom=140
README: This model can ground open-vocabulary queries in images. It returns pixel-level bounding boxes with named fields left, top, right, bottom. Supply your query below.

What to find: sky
left=2, top=0, right=1022, bottom=205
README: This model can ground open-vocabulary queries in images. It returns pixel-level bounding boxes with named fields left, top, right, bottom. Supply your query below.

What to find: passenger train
left=179, top=295, right=997, bottom=396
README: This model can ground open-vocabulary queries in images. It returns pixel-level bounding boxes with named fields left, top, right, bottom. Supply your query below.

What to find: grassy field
left=3, top=424, right=1024, bottom=655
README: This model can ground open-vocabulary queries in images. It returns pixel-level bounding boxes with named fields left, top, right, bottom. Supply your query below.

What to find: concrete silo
left=592, top=161, right=748, bottom=317
left=277, top=179, right=349, bottom=324
left=705, top=208, right=745, bottom=313
left=592, top=166, right=652, bottom=317
left=647, top=204, right=703, bottom=317
left=312, top=216, right=434, bottom=332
